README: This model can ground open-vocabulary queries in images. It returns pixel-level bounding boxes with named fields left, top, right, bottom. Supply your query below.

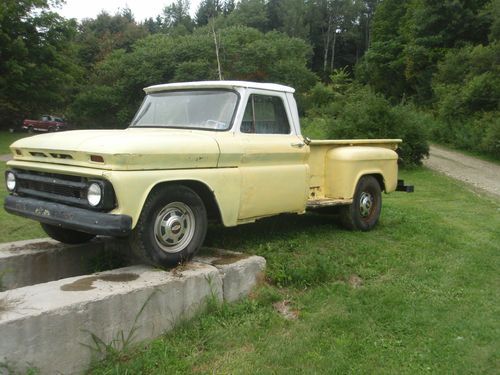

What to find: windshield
left=130, top=90, right=238, bottom=131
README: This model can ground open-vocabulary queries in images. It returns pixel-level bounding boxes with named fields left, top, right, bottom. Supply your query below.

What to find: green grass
left=0, top=131, right=30, bottom=155
left=1, top=131, right=44, bottom=241
left=86, top=168, right=499, bottom=374
left=1, top=162, right=44, bottom=241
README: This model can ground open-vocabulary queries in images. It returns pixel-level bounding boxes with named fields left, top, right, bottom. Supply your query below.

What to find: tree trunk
left=323, top=15, right=333, bottom=72
left=211, top=19, right=223, bottom=80
left=330, top=30, right=337, bottom=72
left=365, top=16, right=370, bottom=49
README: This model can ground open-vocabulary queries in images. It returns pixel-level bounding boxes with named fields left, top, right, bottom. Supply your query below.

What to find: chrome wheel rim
left=154, top=202, right=195, bottom=253
left=359, top=192, right=374, bottom=218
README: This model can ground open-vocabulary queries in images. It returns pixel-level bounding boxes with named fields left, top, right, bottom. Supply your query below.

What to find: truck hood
left=9, top=128, right=221, bottom=170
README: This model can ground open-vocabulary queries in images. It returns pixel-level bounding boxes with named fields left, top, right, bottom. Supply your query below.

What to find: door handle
left=291, top=142, right=305, bottom=148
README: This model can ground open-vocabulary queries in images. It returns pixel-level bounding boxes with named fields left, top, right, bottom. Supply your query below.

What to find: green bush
left=431, top=42, right=500, bottom=160
left=477, top=112, right=500, bottom=157
left=303, top=84, right=430, bottom=167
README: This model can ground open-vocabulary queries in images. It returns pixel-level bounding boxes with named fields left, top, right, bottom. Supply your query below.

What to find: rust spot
left=60, top=273, right=139, bottom=291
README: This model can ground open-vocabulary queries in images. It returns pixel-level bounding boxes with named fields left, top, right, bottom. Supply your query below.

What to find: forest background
left=1, top=0, right=499, bottom=165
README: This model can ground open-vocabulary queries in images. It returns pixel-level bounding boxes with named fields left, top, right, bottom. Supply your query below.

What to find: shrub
left=431, top=42, right=500, bottom=160
left=477, top=112, right=500, bottom=157
left=303, top=84, right=430, bottom=167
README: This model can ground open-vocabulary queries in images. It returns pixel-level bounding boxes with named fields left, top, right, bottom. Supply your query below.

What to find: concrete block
left=196, top=248, right=266, bottom=302
left=0, top=264, right=222, bottom=374
left=0, top=239, right=266, bottom=374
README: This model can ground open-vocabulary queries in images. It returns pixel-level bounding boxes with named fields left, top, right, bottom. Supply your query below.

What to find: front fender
left=107, top=168, right=241, bottom=229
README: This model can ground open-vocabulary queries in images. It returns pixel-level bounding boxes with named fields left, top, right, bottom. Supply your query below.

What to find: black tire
left=340, top=175, right=382, bottom=231
left=41, top=223, right=96, bottom=244
left=27, top=126, right=34, bottom=133
left=129, top=185, right=207, bottom=267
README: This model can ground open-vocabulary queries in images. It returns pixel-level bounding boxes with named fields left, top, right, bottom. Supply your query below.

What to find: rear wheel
left=41, top=223, right=96, bottom=244
left=129, top=185, right=207, bottom=267
left=340, top=175, right=382, bottom=231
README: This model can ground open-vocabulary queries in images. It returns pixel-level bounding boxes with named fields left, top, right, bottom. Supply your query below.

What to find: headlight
left=5, top=171, right=16, bottom=192
left=87, top=182, right=102, bottom=207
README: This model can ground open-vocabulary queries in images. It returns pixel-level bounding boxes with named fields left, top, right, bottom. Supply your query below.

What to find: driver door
left=236, top=92, right=309, bottom=220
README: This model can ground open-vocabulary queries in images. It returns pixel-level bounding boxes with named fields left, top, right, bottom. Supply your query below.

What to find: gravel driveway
left=424, top=145, right=500, bottom=198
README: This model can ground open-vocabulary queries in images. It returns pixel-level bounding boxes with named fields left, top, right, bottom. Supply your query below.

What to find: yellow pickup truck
left=4, top=81, right=413, bottom=266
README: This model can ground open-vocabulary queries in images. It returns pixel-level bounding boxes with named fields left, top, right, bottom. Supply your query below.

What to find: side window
left=241, top=95, right=291, bottom=134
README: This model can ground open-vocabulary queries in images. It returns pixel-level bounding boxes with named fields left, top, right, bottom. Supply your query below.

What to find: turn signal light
left=90, top=155, right=104, bottom=163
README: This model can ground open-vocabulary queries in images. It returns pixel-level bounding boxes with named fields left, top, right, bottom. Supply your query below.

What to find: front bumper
left=4, top=195, right=132, bottom=236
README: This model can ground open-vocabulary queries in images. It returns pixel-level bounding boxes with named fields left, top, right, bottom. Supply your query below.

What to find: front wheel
left=129, top=185, right=207, bottom=267
left=41, top=223, right=96, bottom=244
left=340, top=175, right=382, bottom=231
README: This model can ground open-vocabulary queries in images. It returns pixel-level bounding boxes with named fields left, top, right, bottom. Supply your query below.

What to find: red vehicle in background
left=22, top=115, right=67, bottom=133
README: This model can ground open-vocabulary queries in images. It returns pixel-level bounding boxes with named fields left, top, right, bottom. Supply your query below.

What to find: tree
left=358, top=0, right=495, bottom=103
left=69, top=26, right=318, bottom=128
left=162, top=0, right=195, bottom=34
left=227, top=0, right=269, bottom=32
left=278, top=0, right=309, bottom=40
left=195, top=0, right=231, bottom=26
left=0, top=0, right=82, bottom=129
left=76, top=9, right=148, bottom=68
left=306, top=0, right=369, bottom=76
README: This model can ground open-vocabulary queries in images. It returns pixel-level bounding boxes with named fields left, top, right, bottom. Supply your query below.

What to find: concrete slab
left=0, top=237, right=134, bottom=290
left=0, top=239, right=266, bottom=374
left=0, top=264, right=222, bottom=374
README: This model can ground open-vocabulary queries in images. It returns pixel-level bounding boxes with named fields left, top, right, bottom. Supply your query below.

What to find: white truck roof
left=144, top=80, right=295, bottom=94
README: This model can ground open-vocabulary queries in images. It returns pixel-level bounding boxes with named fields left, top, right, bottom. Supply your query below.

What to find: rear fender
left=324, top=146, right=398, bottom=199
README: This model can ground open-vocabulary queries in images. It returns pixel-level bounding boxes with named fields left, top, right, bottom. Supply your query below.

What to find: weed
left=82, top=288, right=159, bottom=362
left=0, top=361, right=39, bottom=375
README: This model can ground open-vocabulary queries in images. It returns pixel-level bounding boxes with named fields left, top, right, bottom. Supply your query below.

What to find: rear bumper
left=396, top=179, right=414, bottom=193
left=4, top=195, right=132, bottom=236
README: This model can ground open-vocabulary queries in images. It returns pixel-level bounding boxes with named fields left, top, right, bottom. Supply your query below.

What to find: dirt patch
left=0, top=298, right=10, bottom=315
left=212, top=253, right=250, bottom=266
left=348, top=274, right=363, bottom=288
left=170, top=262, right=208, bottom=277
left=424, top=145, right=500, bottom=198
left=200, top=247, right=250, bottom=266
left=60, top=273, right=139, bottom=291
left=0, top=296, right=20, bottom=317
left=273, top=300, right=299, bottom=320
